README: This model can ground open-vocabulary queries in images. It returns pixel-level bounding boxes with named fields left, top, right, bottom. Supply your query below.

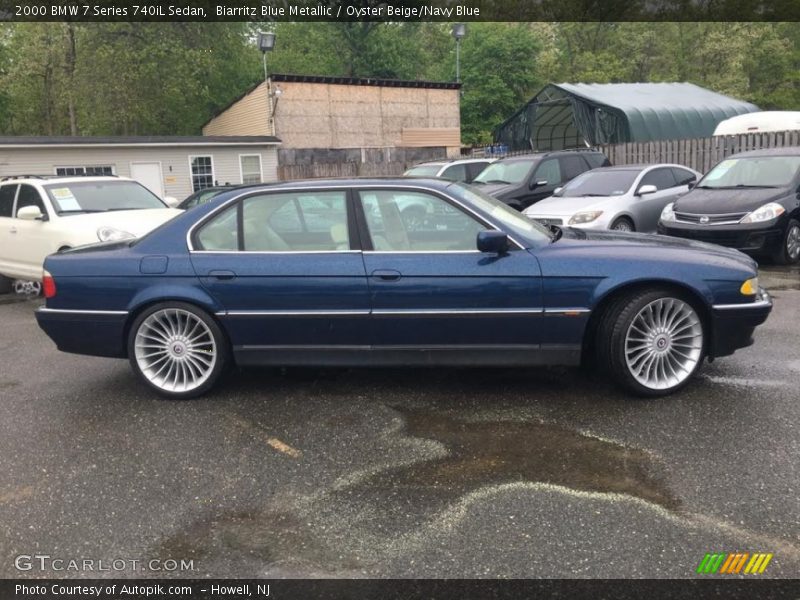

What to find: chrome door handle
left=9, top=227, right=17, bottom=234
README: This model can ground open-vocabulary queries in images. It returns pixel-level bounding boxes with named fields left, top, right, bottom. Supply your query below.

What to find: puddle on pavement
left=157, top=408, right=677, bottom=573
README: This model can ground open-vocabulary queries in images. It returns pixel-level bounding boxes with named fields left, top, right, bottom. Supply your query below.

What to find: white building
left=0, top=136, right=280, bottom=201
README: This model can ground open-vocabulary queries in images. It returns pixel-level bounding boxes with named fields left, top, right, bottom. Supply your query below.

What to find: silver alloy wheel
left=612, top=219, right=633, bottom=232
left=134, top=308, right=217, bottom=393
left=624, top=298, right=703, bottom=391
left=787, top=224, right=800, bottom=260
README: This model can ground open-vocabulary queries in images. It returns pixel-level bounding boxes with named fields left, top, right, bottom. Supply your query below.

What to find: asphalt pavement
left=0, top=267, right=798, bottom=579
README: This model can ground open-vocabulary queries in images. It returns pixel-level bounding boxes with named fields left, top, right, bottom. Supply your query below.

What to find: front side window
left=44, top=181, right=165, bottom=215
left=561, top=170, right=639, bottom=197
left=190, top=156, right=214, bottom=192
left=440, top=163, right=468, bottom=182
left=640, top=168, right=677, bottom=191
left=534, top=159, right=562, bottom=186
left=0, top=185, right=17, bottom=218
left=700, top=156, right=800, bottom=188
left=359, top=190, right=484, bottom=252
left=240, top=155, right=262, bottom=185
left=672, top=168, right=697, bottom=187
left=15, top=185, right=47, bottom=216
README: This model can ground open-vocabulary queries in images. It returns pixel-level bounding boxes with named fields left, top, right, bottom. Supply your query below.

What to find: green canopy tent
left=494, top=83, right=759, bottom=151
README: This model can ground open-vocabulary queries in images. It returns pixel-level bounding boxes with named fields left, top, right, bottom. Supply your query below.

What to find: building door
left=130, top=162, right=165, bottom=198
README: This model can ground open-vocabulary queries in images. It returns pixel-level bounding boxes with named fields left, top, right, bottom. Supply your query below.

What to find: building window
left=239, top=154, right=262, bottom=184
left=55, top=166, right=114, bottom=176
left=190, top=156, right=214, bottom=192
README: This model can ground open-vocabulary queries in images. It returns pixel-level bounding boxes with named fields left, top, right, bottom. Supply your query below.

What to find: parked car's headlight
left=739, top=202, right=785, bottom=224
left=569, top=211, right=603, bottom=225
left=740, top=277, right=759, bottom=296
left=660, top=202, right=676, bottom=222
left=97, top=226, right=135, bottom=242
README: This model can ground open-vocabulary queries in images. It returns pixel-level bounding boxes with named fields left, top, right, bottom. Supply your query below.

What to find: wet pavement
left=0, top=266, right=798, bottom=579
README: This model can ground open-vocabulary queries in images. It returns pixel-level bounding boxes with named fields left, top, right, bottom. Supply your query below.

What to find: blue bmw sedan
left=35, top=178, right=772, bottom=399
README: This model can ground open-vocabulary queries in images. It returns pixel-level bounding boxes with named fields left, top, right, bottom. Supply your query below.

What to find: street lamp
left=257, top=31, right=276, bottom=83
left=451, top=24, right=466, bottom=84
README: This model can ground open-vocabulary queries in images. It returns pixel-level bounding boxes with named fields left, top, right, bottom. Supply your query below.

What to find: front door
left=189, top=189, right=370, bottom=360
left=356, top=188, right=543, bottom=355
left=636, top=167, right=684, bottom=231
left=522, top=157, right=563, bottom=209
left=3, top=184, right=53, bottom=281
left=130, top=162, right=165, bottom=199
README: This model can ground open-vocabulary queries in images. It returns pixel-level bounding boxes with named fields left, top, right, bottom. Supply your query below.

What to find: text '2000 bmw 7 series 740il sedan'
left=35, top=178, right=772, bottom=399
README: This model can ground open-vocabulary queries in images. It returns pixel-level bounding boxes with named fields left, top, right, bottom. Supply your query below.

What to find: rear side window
left=560, top=155, right=589, bottom=180
left=0, top=185, right=17, bottom=217
left=640, top=168, right=677, bottom=191
left=196, top=204, right=238, bottom=251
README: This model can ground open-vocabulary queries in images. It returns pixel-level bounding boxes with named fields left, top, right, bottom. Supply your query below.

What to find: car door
left=634, top=168, right=681, bottom=231
left=521, top=158, right=563, bottom=209
left=0, top=184, right=20, bottom=278
left=189, top=188, right=371, bottom=356
left=356, top=187, right=543, bottom=355
left=4, top=184, right=54, bottom=280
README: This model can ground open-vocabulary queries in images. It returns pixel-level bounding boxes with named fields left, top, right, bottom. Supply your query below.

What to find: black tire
left=127, top=301, right=229, bottom=400
left=610, top=217, right=635, bottom=232
left=595, top=289, right=706, bottom=397
left=0, top=275, right=12, bottom=295
left=772, top=219, right=800, bottom=265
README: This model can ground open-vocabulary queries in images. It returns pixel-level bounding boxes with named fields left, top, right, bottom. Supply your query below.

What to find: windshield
left=472, top=159, right=535, bottom=185
left=699, top=156, right=800, bottom=188
left=449, top=182, right=552, bottom=245
left=561, top=170, right=639, bottom=197
left=45, top=181, right=166, bottom=215
left=404, top=165, right=442, bottom=177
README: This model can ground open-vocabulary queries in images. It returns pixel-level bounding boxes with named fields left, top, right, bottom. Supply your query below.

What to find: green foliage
left=0, top=22, right=798, bottom=142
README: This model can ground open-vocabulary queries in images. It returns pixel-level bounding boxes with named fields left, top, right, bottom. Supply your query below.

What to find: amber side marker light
left=740, top=277, right=758, bottom=296
left=43, top=271, right=57, bottom=299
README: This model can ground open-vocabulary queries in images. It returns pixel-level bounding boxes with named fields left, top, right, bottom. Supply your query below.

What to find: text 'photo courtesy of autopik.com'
left=1, top=1, right=800, bottom=599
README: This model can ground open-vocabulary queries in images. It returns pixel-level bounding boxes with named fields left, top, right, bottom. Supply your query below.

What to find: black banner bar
left=1, top=0, right=800, bottom=22
left=2, top=579, right=800, bottom=600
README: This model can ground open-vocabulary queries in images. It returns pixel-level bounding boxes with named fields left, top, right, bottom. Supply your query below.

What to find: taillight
left=43, top=271, right=56, bottom=298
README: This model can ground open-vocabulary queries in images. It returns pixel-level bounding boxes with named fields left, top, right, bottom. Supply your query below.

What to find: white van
left=713, top=111, right=800, bottom=136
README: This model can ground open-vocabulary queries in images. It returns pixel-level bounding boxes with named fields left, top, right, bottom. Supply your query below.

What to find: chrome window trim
left=370, top=308, right=544, bottom=315
left=37, top=307, right=128, bottom=315
left=218, top=309, right=370, bottom=317
left=185, top=184, right=526, bottom=253
left=544, top=308, right=591, bottom=314
left=192, top=250, right=361, bottom=255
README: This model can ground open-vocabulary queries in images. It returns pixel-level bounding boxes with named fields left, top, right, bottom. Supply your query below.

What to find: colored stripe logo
left=696, top=552, right=773, bottom=574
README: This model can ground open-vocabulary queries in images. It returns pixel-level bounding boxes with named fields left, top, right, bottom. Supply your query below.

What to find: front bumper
left=658, top=221, right=783, bottom=254
left=710, top=287, right=772, bottom=358
left=35, top=307, right=128, bottom=358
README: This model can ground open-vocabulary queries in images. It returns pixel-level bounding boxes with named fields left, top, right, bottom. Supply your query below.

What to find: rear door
left=189, top=188, right=371, bottom=357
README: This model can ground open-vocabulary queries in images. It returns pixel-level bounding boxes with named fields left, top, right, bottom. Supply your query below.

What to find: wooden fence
left=277, top=161, right=407, bottom=181
left=598, top=130, right=800, bottom=173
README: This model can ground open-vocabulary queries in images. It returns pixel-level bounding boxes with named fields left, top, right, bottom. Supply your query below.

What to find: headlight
left=739, top=202, right=785, bottom=224
left=568, top=211, right=603, bottom=225
left=97, top=226, right=135, bottom=242
left=740, top=277, right=759, bottom=296
left=660, top=202, right=676, bottom=222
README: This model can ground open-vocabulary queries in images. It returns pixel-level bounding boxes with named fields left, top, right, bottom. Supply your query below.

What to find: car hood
left=560, top=227, right=757, bottom=269
left=58, top=208, right=182, bottom=236
left=525, top=195, right=614, bottom=217
left=673, top=187, right=787, bottom=214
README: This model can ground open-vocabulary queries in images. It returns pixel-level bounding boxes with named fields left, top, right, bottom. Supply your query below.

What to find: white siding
left=0, top=145, right=279, bottom=200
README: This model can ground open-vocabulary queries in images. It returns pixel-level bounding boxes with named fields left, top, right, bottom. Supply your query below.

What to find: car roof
left=0, top=175, right=131, bottom=185
left=213, top=177, right=455, bottom=196
left=728, top=146, right=800, bottom=158
left=411, top=158, right=494, bottom=167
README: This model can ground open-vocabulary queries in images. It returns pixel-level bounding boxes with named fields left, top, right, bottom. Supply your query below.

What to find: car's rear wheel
left=610, top=217, right=634, bottom=232
left=773, top=219, right=800, bottom=265
left=127, top=302, right=228, bottom=399
left=597, top=289, right=705, bottom=397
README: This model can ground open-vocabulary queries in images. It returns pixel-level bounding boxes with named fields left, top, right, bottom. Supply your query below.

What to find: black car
left=658, top=148, right=800, bottom=264
left=470, top=149, right=610, bottom=210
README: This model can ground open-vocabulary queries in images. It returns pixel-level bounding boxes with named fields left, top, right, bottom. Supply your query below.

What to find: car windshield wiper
left=695, top=184, right=777, bottom=189
left=579, top=193, right=609, bottom=197
left=57, top=209, right=103, bottom=215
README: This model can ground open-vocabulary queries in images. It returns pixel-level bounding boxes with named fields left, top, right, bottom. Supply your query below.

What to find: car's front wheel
left=597, top=290, right=705, bottom=397
left=127, top=302, right=229, bottom=399
left=773, top=219, right=800, bottom=265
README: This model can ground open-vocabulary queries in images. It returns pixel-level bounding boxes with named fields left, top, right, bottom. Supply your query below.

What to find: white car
left=523, top=164, right=700, bottom=233
left=0, top=175, right=181, bottom=292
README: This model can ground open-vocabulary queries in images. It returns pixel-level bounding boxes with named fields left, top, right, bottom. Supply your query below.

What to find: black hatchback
left=658, top=148, right=800, bottom=264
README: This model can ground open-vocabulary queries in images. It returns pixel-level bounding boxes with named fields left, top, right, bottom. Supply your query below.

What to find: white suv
left=0, top=175, right=181, bottom=292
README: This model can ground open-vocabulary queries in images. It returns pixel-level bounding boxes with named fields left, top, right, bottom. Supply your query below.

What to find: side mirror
left=477, top=230, right=509, bottom=254
left=530, top=179, right=548, bottom=190
left=163, top=196, right=180, bottom=208
left=17, top=205, right=46, bottom=221
left=636, top=184, right=657, bottom=196
left=553, top=187, right=564, bottom=196
left=687, top=181, right=696, bottom=190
